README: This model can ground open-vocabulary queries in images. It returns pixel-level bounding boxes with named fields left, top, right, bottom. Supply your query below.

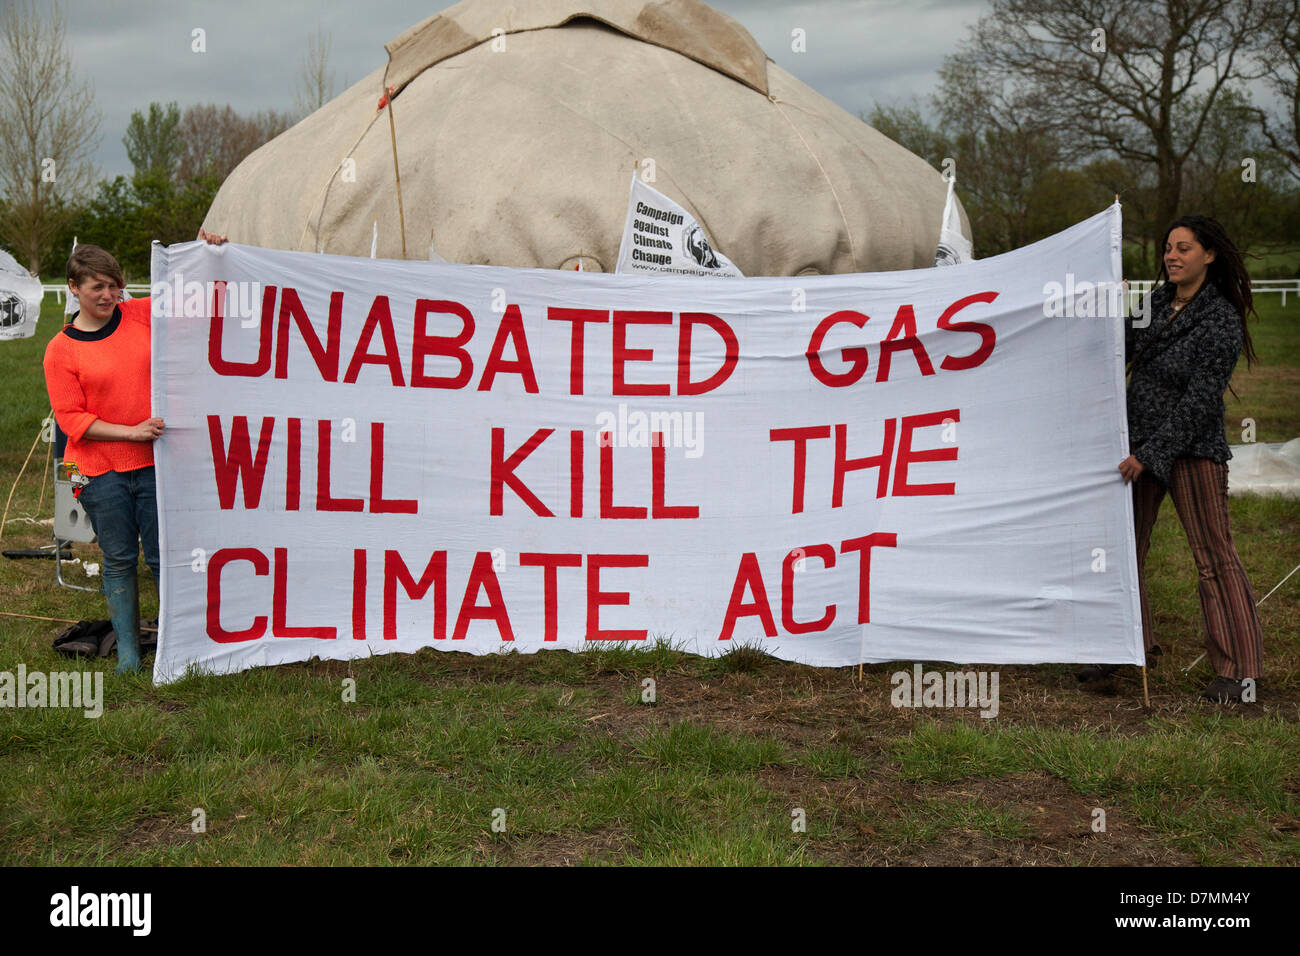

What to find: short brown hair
left=66, top=245, right=124, bottom=288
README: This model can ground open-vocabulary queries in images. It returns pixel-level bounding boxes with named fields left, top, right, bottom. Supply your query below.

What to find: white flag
left=616, top=175, right=743, bottom=277
left=934, top=178, right=973, bottom=267
left=65, top=237, right=79, bottom=316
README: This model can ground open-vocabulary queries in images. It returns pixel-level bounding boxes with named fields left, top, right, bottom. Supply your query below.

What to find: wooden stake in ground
left=857, top=622, right=867, bottom=682
left=1141, top=665, right=1150, bottom=707
left=0, top=610, right=157, bottom=633
left=37, top=430, right=51, bottom=516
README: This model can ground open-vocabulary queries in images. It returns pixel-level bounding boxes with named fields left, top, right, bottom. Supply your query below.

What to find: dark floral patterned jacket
left=1125, top=280, right=1243, bottom=486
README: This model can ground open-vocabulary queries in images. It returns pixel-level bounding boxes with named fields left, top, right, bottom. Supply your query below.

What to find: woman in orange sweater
left=43, top=235, right=224, bottom=673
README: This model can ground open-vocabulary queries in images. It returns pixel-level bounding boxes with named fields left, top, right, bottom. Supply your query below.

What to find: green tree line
left=0, top=0, right=315, bottom=281
left=18, top=101, right=289, bottom=282
left=3, top=1, right=1300, bottom=281
left=868, top=0, right=1300, bottom=277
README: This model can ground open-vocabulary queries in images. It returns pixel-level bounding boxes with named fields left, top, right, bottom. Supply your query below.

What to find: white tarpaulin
left=0, top=248, right=42, bottom=341
left=150, top=205, right=1142, bottom=682
left=615, top=176, right=744, bottom=277
left=1228, top=438, right=1300, bottom=498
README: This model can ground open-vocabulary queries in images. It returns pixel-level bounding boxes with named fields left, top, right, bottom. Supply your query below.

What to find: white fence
left=1127, top=278, right=1300, bottom=306
left=42, top=284, right=151, bottom=304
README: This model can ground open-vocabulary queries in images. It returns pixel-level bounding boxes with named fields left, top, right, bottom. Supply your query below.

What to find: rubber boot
left=105, top=575, right=142, bottom=675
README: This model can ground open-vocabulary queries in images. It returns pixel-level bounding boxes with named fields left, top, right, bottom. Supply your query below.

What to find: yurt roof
left=203, top=0, right=968, bottom=275
left=384, top=0, right=769, bottom=96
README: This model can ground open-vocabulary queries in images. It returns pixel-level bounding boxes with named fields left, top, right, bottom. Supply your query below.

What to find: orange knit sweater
left=43, top=297, right=155, bottom=477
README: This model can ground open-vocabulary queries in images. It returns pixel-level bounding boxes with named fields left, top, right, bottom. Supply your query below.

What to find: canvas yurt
left=203, top=0, right=968, bottom=275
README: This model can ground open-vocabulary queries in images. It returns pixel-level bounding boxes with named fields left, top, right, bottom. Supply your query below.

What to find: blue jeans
left=78, top=466, right=159, bottom=670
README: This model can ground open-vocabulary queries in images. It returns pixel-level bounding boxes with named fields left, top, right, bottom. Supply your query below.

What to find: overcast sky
left=59, top=0, right=989, bottom=179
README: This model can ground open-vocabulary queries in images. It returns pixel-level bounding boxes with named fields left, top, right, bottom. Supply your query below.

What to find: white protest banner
left=615, top=175, right=744, bottom=277
left=150, top=205, right=1142, bottom=682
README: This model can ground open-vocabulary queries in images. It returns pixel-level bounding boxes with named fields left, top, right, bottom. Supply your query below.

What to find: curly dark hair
left=1158, top=215, right=1258, bottom=367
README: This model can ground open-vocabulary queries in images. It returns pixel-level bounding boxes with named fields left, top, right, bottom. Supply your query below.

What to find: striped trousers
left=1133, top=457, right=1264, bottom=679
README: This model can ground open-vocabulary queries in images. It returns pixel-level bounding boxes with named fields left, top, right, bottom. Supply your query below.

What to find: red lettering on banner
left=548, top=307, right=608, bottom=395
left=651, top=436, right=698, bottom=518
left=569, top=430, right=584, bottom=517
left=770, top=425, right=831, bottom=514
left=938, top=293, right=998, bottom=370
left=806, top=310, right=870, bottom=387
left=206, top=548, right=269, bottom=643
left=600, top=441, right=647, bottom=519
left=316, top=420, right=364, bottom=512
left=478, top=304, right=539, bottom=393
left=275, top=288, right=342, bottom=381
left=491, top=428, right=555, bottom=516
left=834, top=419, right=897, bottom=505
left=411, top=299, right=475, bottom=389
left=876, top=304, right=935, bottom=382
left=719, top=552, right=778, bottom=640
left=840, top=533, right=898, bottom=624
left=208, top=415, right=275, bottom=510
left=520, top=552, right=583, bottom=642
left=773, top=413, right=958, bottom=510
left=677, top=313, right=738, bottom=395
left=352, top=549, right=367, bottom=639
left=586, top=554, right=649, bottom=640
left=384, top=550, right=447, bottom=640
left=893, top=410, right=959, bottom=497
left=368, top=422, right=418, bottom=513
left=204, top=542, right=904, bottom=649
left=453, top=551, right=514, bottom=640
left=782, top=545, right=836, bottom=634
left=286, top=417, right=301, bottom=510
left=613, top=311, right=673, bottom=396
left=209, top=283, right=275, bottom=377
left=273, top=547, right=336, bottom=638
left=343, top=295, right=405, bottom=385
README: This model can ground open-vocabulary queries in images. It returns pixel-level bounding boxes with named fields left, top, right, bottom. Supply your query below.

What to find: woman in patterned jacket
left=1079, top=215, right=1264, bottom=703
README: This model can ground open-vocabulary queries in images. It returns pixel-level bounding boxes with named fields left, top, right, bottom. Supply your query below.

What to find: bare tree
left=294, top=24, right=337, bottom=118
left=931, top=56, right=1086, bottom=254
left=1253, top=0, right=1300, bottom=183
left=867, top=78, right=1106, bottom=257
left=948, top=0, right=1270, bottom=231
left=0, top=0, right=101, bottom=273
left=1181, top=88, right=1277, bottom=244
left=177, top=104, right=294, bottom=184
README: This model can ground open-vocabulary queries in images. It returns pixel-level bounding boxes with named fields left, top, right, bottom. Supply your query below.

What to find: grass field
left=0, top=294, right=1296, bottom=866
